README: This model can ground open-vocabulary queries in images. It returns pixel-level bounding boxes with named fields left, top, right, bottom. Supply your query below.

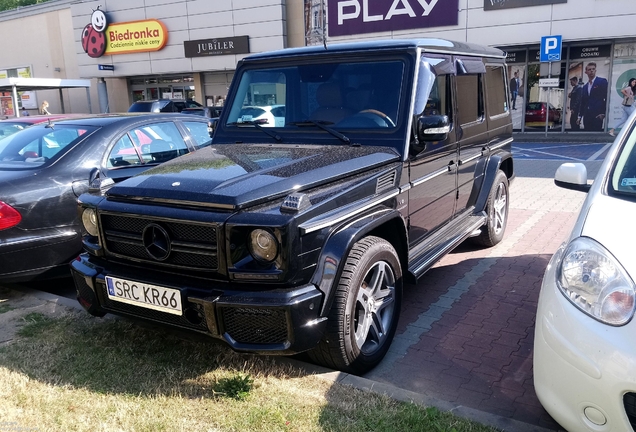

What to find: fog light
left=584, top=406, right=607, bottom=426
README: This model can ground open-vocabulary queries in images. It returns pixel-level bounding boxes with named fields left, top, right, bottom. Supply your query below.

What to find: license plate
left=105, top=276, right=183, bottom=316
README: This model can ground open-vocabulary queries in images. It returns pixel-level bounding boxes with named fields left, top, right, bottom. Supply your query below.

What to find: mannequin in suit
left=578, top=62, right=608, bottom=131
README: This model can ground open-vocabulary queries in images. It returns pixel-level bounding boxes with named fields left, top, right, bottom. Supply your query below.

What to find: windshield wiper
left=288, top=120, right=351, bottom=145
left=226, top=120, right=282, bottom=142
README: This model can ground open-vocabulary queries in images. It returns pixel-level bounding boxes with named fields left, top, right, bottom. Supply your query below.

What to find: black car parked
left=0, top=113, right=213, bottom=282
left=128, top=99, right=203, bottom=113
left=72, top=39, right=514, bottom=374
left=180, top=106, right=223, bottom=119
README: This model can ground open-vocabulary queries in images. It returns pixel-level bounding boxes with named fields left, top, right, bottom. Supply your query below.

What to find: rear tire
left=473, top=170, right=509, bottom=247
left=308, top=236, right=402, bottom=374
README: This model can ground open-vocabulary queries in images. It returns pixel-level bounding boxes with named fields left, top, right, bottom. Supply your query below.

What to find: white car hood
left=581, top=193, right=636, bottom=277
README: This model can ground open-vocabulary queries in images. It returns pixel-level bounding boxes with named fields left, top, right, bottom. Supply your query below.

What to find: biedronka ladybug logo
left=81, top=6, right=108, bottom=58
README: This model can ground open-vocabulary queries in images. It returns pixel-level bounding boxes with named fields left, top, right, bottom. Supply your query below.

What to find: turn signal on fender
left=0, top=201, right=21, bottom=230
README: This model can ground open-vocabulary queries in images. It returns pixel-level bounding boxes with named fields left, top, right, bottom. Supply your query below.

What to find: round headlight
left=557, top=237, right=636, bottom=326
left=81, top=208, right=99, bottom=237
left=248, top=229, right=278, bottom=263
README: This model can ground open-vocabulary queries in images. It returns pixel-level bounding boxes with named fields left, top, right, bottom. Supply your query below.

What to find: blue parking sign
left=540, top=35, right=562, bottom=62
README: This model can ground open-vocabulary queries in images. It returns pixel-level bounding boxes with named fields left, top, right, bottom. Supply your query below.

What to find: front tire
left=308, top=236, right=402, bottom=374
left=473, top=170, right=509, bottom=247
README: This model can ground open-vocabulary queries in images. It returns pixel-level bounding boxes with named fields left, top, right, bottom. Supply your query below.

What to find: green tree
left=0, top=0, right=50, bottom=12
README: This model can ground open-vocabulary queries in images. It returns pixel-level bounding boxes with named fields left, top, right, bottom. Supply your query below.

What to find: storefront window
left=609, top=43, right=636, bottom=135
left=524, top=49, right=565, bottom=132
left=130, top=75, right=196, bottom=102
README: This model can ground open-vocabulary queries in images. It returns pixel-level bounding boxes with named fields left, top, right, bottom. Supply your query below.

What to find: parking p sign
left=540, top=35, right=562, bottom=62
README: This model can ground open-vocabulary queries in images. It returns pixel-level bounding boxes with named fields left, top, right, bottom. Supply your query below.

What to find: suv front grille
left=100, top=214, right=218, bottom=271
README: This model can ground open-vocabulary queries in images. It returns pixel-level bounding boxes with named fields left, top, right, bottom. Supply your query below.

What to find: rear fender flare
left=474, top=151, right=513, bottom=213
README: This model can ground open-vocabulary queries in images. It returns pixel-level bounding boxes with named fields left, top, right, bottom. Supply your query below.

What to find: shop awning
left=0, top=77, right=92, bottom=117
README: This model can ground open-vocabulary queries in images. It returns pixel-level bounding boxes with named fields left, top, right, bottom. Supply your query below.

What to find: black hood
left=106, top=144, right=400, bottom=209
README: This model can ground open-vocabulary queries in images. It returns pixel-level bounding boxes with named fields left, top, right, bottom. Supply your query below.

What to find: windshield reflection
left=225, top=60, right=405, bottom=130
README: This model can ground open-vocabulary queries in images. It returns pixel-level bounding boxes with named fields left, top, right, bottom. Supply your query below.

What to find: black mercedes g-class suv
left=72, top=39, right=513, bottom=374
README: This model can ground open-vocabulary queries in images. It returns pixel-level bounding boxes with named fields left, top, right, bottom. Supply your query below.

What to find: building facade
left=0, top=0, right=634, bottom=134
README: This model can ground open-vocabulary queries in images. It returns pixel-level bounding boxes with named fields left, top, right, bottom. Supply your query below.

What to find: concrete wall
left=70, top=0, right=287, bottom=80
left=325, top=0, right=636, bottom=48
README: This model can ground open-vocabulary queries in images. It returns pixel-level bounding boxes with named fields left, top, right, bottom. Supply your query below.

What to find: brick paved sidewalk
left=365, top=159, right=601, bottom=431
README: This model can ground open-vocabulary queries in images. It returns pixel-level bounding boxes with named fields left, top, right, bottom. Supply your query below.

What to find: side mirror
left=555, top=162, right=590, bottom=192
left=417, top=115, right=450, bottom=142
left=88, top=167, right=114, bottom=194
left=208, top=118, right=218, bottom=137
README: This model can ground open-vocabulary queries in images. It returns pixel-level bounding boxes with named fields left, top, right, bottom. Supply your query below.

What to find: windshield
left=225, top=59, right=405, bottom=130
left=610, top=122, right=636, bottom=197
left=0, top=124, right=98, bottom=168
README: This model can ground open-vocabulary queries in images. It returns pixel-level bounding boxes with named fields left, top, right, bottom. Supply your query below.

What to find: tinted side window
left=485, top=65, right=508, bottom=117
left=131, top=122, right=189, bottom=163
left=107, top=134, right=142, bottom=168
left=456, top=75, right=483, bottom=125
left=184, top=121, right=213, bottom=149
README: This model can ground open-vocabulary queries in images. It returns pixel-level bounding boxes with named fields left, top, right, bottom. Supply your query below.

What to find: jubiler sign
left=184, top=36, right=249, bottom=58
left=327, top=0, right=459, bottom=37
left=105, top=20, right=168, bottom=55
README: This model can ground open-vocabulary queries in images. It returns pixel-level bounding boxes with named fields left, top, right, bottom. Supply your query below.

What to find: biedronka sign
left=81, top=6, right=168, bottom=58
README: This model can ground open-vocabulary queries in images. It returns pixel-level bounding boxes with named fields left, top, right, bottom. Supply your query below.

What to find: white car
left=237, top=105, right=285, bottom=127
left=534, top=114, right=636, bottom=431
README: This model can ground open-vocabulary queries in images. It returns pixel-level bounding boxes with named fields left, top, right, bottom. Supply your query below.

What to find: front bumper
left=534, top=253, right=636, bottom=432
left=70, top=253, right=326, bottom=355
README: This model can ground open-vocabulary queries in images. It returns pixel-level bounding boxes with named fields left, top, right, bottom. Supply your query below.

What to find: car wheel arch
left=310, top=209, right=407, bottom=317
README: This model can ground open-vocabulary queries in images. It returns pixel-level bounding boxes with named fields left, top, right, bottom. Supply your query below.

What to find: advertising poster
left=505, top=51, right=526, bottom=130
left=609, top=43, right=636, bottom=133
left=17, top=67, right=37, bottom=109
left=566, top=45, right=611, bottom=131
left=1, top=95, right=14, bottom=117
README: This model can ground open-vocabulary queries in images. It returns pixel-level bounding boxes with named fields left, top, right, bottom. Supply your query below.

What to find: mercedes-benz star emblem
left=142, top=223, right=171, bottom=261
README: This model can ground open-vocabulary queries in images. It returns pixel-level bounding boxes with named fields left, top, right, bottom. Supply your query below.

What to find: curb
left=280, top=357, right=557, bottom=432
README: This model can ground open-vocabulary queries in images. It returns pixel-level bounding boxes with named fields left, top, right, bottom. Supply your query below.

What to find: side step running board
left=407, top=214, right=486, bottom=283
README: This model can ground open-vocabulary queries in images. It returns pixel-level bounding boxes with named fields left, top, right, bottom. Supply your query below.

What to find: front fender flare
left=309, top=208, right=407, bottom=317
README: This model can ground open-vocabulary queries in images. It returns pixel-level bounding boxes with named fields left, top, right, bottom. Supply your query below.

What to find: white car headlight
left=557, top=237, right=636, bottom=326
left=81, top=208, right=99, bottom=237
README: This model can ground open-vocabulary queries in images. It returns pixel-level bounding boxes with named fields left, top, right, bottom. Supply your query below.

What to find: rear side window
left=485, top=65, right=508, bottom=117
left=107, top=134, right=141, bottom=168
left=107, top=122, right=191, bottom=167
left=184, top=121, right=213, bottom=148
left=456, top=75, right=483, bottom=125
